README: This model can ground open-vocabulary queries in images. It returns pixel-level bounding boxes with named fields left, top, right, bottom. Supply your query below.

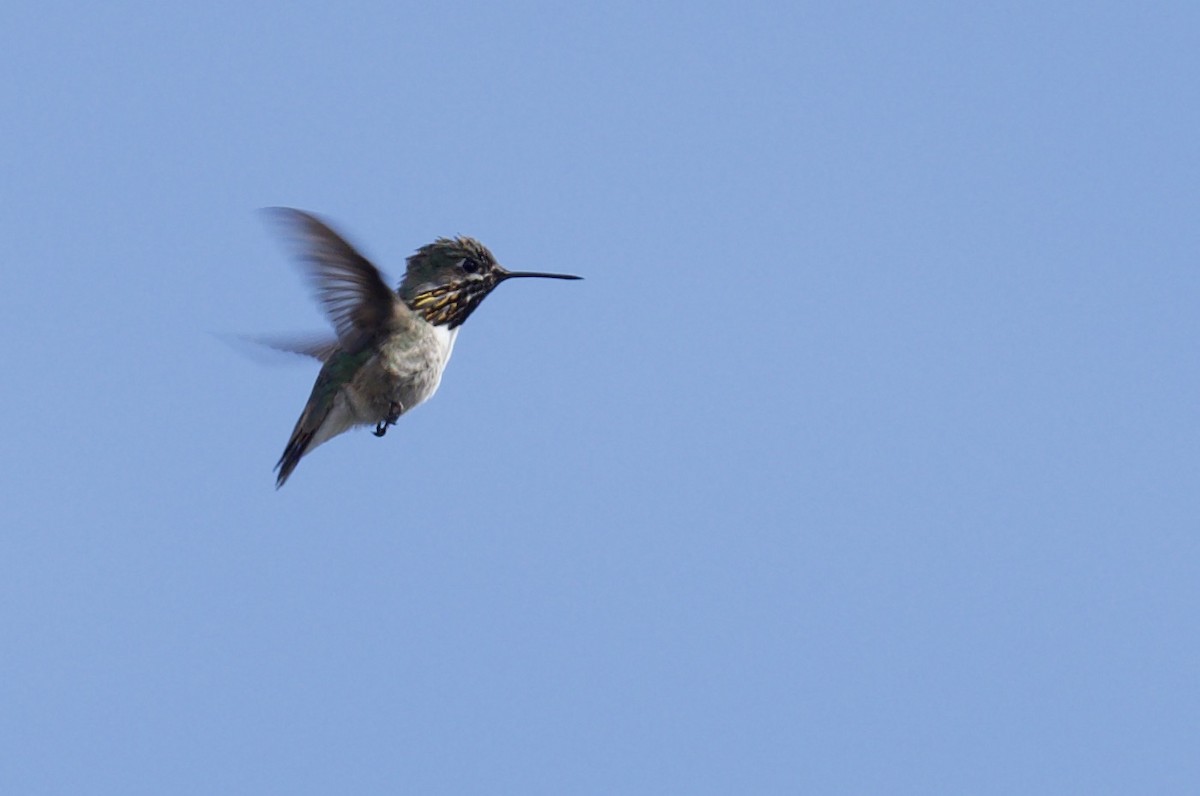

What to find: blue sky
left=3, top=1, right=1198, bottom=793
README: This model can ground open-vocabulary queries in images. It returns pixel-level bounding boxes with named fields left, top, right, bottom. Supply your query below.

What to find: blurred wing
left=264, top=208, right=395, bottom=350
left=244, top=333, right=341, bottom=362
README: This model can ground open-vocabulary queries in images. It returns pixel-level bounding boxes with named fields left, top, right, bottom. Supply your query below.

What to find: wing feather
left=264, top=208, right=395, bottom=351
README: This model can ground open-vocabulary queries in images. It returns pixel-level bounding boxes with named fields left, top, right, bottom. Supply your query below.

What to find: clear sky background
left=2, top=2, right=1198, bottom=793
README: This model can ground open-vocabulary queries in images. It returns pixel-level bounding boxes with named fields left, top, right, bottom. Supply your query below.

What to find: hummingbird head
left=400, top=236, right=581, bottom=328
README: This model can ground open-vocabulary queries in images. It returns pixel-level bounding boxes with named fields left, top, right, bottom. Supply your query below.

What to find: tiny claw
left=373, top=401, right=404, bottom=438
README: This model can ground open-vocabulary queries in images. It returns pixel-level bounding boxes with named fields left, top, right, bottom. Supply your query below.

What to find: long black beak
left=498, top=268, right=583, bottom=281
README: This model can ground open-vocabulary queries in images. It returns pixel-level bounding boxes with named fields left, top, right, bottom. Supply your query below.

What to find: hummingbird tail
left=274, top=427, right=315, bottom=488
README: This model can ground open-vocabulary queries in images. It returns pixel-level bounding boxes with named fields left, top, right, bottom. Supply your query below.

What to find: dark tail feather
left=275, top=428, right=315, bottom=488
left=273, top=365, right=337, bottom=489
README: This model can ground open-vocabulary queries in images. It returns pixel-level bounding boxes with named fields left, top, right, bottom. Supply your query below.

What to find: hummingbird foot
left=372, top=401, right=404, bottom=437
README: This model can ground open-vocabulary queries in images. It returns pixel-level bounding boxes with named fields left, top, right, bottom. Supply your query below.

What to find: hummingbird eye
left=460, top=257, right=481, bottom=274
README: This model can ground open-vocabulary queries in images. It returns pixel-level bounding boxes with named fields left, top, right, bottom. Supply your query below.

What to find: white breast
left=423, top=323, right=459, bottom=400
left=378, top=322, right=459, bottom=414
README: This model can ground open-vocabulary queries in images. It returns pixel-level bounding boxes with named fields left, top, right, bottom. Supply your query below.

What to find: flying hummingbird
left=260, top=208, right=582, bottom=488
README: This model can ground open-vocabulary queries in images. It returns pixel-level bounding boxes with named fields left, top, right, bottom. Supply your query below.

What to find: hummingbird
left=260, top=208, right=582, bottom=488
